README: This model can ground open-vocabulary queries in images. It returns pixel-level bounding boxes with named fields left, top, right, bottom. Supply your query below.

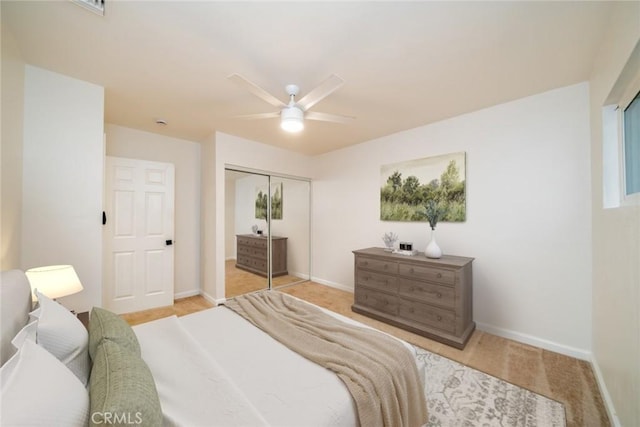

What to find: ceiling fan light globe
left=280, top=107, right=304, bottom=133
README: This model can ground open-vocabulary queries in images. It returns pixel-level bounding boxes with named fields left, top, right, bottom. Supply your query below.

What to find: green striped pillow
left=89, top=339, right=162, bottom=427
left=88, top=307, right=140, bottom=360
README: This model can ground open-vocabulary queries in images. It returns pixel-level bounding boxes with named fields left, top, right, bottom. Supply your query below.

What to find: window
left=623, top=91, right=640, bottom=196
left=602, top=47, right=640, bottom=208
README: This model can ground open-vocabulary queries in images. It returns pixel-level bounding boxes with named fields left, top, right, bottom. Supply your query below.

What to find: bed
left=1, top=269, right=428, bottom=426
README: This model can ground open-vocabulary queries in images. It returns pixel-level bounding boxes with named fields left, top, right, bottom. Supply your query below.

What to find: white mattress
left=134, top=299, right=424, bottom=427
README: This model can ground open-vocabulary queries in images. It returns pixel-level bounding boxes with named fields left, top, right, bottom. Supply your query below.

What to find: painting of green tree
left=380, top=152, right=466, bottom=222
left=255, top=183, right=283, bottom=220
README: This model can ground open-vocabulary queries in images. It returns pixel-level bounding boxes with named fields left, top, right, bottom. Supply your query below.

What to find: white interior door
left=104, top=156, right=175, bottom=314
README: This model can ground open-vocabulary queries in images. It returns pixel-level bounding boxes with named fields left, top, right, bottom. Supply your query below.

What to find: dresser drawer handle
left=436, top=315, right=442, bottom=321
left=384, top=280, right=389, bottom=285
left=436, top=292, right=442, bottom=298
left=436, top=273, right=442, bottom=278
left=409, top=308, right=415, bottom=313
left=363, top=261, right=368, bottom=266
left=410, top=268, right=415, bottom=273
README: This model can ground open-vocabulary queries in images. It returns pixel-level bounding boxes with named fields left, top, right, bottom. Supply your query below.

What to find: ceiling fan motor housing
left=281, top=106, right=304, bottom=132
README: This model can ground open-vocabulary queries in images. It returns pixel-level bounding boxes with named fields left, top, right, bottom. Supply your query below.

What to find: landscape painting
left=255, top=182, right=283, bottom=220
left=380, top=152, right=466, bottom=222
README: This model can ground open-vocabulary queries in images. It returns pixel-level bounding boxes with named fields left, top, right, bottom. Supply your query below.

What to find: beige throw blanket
left=224, top=291, right=428, bottom=427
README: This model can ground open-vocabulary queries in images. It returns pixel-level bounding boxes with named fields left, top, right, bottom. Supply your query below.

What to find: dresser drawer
left=399, top=299, right=456, bottom=333
left=356, top=270, right=398, bottom=293
left=237, top=245, right=265, bottom=258
left=236, top=254, right=251, bottom=267
left=399, top=263, right=455, bottom=286
left=237, top=236, right=268, bottom=249
left=236, top=236, right=253, bottom=247
left=248, top=238, right=268, bottom=249
left=399, top=279, right=455, bottom=309
left=356, top=256, right=398, bottom=275
left=237, top=254, right=266, bottom=271
left=355, top=287, right=398, bottom=316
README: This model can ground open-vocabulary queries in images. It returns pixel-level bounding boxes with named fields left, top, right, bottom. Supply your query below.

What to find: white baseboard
left=590, top=354, right=621, bottom=426
left=475, top=321, right=591, bottom=361
left=289, top=271, right=310, bottom=281
left=201, top=291, right=225, bottom=306
left=173, top=289, right=200, bottom=299
left=310, top=276, right=353, bottom=293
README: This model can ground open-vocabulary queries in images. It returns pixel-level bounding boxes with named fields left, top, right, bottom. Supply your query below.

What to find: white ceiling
left=3, top=1, right=613, bottom=155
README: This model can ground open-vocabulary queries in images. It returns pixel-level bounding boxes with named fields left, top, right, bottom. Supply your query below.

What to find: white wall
left=588, top=2, right=640, bottom=425
left=211, top=132, right=313, bottom=301
left=0, top=24, right=25, bottom=270
left=312, top=83, right=592, bottom=357
left=200, top=135, right=217, bottom=302
left=105, top=124, right=202, bottom=298
left=21, top=65, right=104, bottom=313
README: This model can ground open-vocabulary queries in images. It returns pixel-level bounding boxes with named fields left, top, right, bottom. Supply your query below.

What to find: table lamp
left=25, top=265, right=84, bottom=300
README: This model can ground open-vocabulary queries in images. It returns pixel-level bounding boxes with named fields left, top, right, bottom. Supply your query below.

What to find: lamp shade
left=25, top=265, right=84, bottom=300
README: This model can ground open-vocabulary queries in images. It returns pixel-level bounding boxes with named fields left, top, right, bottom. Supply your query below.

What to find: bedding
left=133, top=315, right=269, bottom=427
left=30, top=289, right=91, bottom=386
left=0, top=338, right=90, bottom=426
left=135, top=292, right=428, bottom=427
left=225, top=291, right=428, bottom=427
left=1, top=269, right=428, bottom=427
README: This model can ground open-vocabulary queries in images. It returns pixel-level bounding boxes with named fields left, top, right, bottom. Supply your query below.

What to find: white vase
left=425, top=228, right=442, bottom=259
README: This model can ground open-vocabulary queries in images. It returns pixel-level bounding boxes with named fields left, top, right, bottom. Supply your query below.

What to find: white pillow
left=0, top=339, right=89, bottom=426
left=10, top=319, right=38, bottom=348
left=30, top=290, right=90, bottom=386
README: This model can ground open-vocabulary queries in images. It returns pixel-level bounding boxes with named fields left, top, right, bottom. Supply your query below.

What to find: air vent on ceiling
left=72, top=0, right=105, bottom=16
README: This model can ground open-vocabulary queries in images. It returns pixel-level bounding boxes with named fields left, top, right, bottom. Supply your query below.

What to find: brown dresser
left=352, top=247, right=474, bottom=349
left=236, top=234, right=288, bottom=277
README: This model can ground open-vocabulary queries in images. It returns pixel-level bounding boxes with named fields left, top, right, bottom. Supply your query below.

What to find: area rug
left=414, top=346, right=566, bottom=426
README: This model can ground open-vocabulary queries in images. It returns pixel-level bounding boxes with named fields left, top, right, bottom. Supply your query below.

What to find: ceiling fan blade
left=305, top=111, right=354, bottom=124
left=297, top=74, right=344, bottom=111
left=232, top=112, right=281, bottom=120
left=228, top=74, right=286, bottom=108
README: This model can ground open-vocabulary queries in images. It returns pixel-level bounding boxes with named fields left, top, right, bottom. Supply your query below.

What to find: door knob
left=166, top=239, right=173, bottom=246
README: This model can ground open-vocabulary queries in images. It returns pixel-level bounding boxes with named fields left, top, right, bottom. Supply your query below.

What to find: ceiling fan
left=228, top=74, right=354, bottom=133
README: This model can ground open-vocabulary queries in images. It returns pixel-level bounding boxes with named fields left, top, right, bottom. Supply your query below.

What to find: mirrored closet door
left=225, top=167, right=310, bottom=298
left=270, top=176, right=310, bottom=289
